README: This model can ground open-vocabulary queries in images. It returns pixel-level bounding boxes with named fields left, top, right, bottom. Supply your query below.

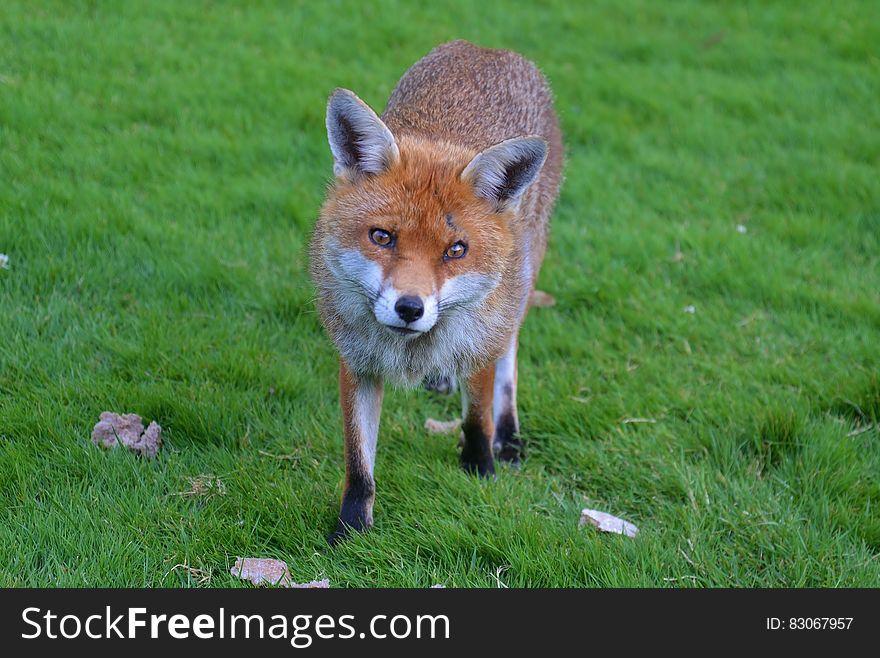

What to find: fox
left=309, top=40, right=563, bottom=543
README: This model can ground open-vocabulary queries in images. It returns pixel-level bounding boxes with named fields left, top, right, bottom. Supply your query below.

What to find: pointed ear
left=326, top=88, right=399, bottom=178
left=461, top=136, right=548, bottom=210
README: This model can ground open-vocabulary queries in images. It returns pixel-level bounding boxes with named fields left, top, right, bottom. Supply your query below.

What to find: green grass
left=1, top=0, right=878, bottom=587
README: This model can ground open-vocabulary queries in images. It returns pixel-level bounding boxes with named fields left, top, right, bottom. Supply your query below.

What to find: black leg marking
left=493, top=409, right=523, bottom=465
left=460, top=421, right=496, bottom=477
left=493, top=383, right=523, bottom=464
left=328, top=478, right=375, bottom=545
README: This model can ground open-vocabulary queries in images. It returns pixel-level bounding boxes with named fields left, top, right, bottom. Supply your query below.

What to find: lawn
left=1, top=0, right=878, bottom=587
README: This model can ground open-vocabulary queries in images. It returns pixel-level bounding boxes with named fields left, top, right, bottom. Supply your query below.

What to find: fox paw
left=460, top=451, right=496, bottom=478
left=327, top=518, right=371, bottom=546
left=328, top=494, right=373, bottom=546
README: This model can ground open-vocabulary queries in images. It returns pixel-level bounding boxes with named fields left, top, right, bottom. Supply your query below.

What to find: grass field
left=1, top=0, right=878, bottom=587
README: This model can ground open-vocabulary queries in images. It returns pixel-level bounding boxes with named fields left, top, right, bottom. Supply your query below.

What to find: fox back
left=310, top=40, right=562, bottom=385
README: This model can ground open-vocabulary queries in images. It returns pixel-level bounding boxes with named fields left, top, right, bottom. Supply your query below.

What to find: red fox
left=310, top=40, right=563, bottom=543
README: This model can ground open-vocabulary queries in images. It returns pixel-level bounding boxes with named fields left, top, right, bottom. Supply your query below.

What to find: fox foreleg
left=460, top=364, right=496, bottom=477
left=329, top=360, right=383, bottom=544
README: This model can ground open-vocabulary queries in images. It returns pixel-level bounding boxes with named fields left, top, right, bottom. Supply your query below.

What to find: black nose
left=395, top=295, right=424, bottom=323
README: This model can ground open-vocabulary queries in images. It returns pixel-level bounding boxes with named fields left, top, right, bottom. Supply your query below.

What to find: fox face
left=311, top=89, right=547, bottom=384
left=322, top=141, right=515, bottom=339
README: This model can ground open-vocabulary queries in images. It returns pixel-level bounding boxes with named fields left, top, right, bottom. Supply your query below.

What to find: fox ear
left=461, top=136, right=547, bottom=210
left=326, top=88, right=399, bottom=178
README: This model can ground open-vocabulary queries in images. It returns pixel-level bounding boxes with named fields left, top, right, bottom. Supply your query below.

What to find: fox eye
left=369, top=228, right=394, bottom=247
left=444, top=241, right=467, bottom=260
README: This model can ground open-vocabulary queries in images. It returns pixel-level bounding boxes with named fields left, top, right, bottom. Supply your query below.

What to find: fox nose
left=394, top=295, right=424, bottom=323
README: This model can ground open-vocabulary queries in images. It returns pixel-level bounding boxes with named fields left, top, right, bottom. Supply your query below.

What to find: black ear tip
left=328, top=88, right=354, bottom=111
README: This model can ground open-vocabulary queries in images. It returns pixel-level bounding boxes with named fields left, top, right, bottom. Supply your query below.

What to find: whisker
left=336, top=273, right=378, bottom=304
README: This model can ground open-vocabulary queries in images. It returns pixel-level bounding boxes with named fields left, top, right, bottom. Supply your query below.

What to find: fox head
left=313, top=89, right=546, bottom=368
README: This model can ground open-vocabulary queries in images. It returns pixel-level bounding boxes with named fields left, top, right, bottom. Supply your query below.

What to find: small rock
left=231, top=557, right=329, bottom=588
left=424, top=418, right=462, bottom=435
left=579, top=509, right=639, bottom=538
left=231, top=558, right=292, bottom=587
left=91, top=412, right=162, bottom=459
left=683, top=305, right=696, bottom=314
